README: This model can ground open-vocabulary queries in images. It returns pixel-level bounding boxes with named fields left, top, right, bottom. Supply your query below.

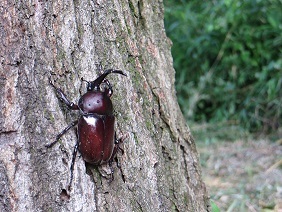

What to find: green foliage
left=211, top=200, right=220, bottom=212
left=164, top=0, right=282, bottom=134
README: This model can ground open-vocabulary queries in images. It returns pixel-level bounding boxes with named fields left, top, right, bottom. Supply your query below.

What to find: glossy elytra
left=46, top=68, right=127, bottom=191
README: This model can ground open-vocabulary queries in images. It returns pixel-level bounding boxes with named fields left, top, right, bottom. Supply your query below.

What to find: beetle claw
left=45, top=143, right=53, bottom=148
left=60, top=189, right=70, bottom=201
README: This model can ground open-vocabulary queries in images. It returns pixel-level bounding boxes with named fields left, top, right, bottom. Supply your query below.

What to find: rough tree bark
left=0, top=0, right=209, bottom=211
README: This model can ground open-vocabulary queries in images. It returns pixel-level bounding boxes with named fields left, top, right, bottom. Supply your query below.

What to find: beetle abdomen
left=78, top=114, right=115, bottom=165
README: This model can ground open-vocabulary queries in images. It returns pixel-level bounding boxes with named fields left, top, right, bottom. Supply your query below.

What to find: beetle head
left=79, top=69, right=126, bottom=115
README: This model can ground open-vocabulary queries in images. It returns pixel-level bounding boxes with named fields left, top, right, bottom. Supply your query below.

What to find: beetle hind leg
left=108, top=161, right=115, bottom=183
left=108, top=133, right=127, bottom=182
left=110, top=133, right=125, bottom=161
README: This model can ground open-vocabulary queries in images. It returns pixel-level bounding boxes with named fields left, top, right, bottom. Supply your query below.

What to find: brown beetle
left=46, top=68, right=126, bottom=191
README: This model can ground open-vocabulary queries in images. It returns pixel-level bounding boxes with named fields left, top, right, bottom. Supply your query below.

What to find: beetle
left=46, top=68, right=127, bottom=191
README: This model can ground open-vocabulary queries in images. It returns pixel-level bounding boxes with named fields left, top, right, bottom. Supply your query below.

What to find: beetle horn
left=91, top=69, right=127, bottom=91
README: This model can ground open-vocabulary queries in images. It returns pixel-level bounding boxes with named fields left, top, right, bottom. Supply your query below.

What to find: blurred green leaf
left=164, top=0, right=282, bottom=134
left=211, top=200, right=220, bottom=212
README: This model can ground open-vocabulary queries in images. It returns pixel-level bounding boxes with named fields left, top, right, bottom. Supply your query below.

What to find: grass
left=196, top=130, right=282, bottom=211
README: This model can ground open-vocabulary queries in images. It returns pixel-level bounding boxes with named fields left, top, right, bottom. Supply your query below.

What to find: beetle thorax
left=78, top=91, right=113, bottom=115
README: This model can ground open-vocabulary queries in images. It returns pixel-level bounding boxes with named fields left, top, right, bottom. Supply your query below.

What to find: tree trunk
left=0, top=0, right=209, bottom=211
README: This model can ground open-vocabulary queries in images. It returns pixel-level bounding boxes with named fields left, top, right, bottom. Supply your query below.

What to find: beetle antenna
left=91, top=69, right=127, bottom=91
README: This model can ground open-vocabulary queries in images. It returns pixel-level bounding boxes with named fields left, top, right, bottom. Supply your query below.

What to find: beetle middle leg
left=46, top=120, right=78, bottom=148
left=67, top=141, right=79, bottom=191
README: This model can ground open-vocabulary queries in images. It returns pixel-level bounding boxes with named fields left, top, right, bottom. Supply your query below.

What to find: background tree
left=0, top=0, right=209, bottom=211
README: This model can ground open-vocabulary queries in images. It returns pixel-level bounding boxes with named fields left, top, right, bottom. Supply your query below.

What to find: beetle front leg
left=102, top=79, right=113, bottom=97
left=46, top=120, right=78, bottom=148
left=49, top=77, right=79, bottom=110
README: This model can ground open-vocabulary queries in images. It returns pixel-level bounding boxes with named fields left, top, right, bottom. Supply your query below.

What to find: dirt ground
left=198, top=139, right=282, bottom=211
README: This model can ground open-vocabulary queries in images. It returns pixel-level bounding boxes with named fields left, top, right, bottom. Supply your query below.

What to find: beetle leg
left=102, top=79, right=113, bottom=97
left=114, top=132, right=127, bottom=154
left=68, top=141, right=79, bottom=191
left=45, top=120, right=78, bottom=148
left=108, top=161, right=115, bottom=182
left=49, top=77, right=79, bottom=110
left=110, top=133, right=123, bottom=159
left=108, top=133, right=126, bottom=181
